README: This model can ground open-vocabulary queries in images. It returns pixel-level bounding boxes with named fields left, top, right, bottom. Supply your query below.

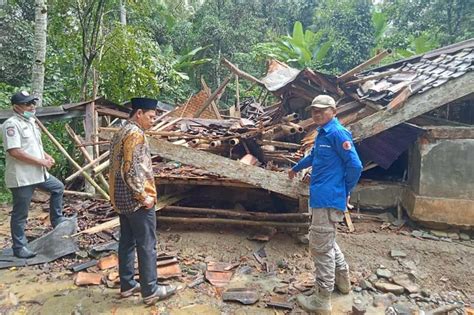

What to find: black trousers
left=10, top=175, right=64, bottom=251
left=118, top=207, right=158, bottom=297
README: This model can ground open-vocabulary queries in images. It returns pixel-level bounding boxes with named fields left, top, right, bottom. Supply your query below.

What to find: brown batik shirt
left=108, top=121, right=157, bottom=214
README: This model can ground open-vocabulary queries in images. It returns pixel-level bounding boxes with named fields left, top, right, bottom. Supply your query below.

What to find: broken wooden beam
left=146, top=137, right=309, bottom=198
left=260, top=140, right=301, bottom=150
left=339, top=49, right=392, bottom=81
left=194, top=76, right=232, bottom=118
left=221, top=58, right=265, bottom=87
left=65, top=124, right=110, bottom=191
left=348, top=71, right=474, bottom=141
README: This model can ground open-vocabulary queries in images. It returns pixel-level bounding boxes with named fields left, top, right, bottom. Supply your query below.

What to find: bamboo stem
left=161, top=206, right=310, bottom=221
left=65, top=151, right=109, bottom=182
left=93, top=160, right=110, bottom=175
left=37, top=119, right=110, bottom=200
left=157, top=215, right=308, bottom=228
left=65, top=124, right=110, bottom=190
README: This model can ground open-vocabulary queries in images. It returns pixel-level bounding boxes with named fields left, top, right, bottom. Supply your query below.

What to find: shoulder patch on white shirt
left=6, top=127, right=15, bottom=137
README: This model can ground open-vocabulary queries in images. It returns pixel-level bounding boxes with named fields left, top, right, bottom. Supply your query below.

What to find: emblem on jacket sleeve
left=342, top=141, right=352, bottom=150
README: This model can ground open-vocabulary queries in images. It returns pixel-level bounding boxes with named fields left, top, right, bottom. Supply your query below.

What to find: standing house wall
left=403, top=131, right=474, bottom=228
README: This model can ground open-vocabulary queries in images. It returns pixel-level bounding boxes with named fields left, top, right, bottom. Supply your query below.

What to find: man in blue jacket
left=289, top=95, right=362, bottom=314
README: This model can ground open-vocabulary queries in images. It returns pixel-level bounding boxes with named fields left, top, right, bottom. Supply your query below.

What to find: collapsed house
left=0, top=39, right=472, bottom=231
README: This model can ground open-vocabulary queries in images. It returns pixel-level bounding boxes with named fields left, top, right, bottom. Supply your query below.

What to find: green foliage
left=0, top=2, right=34, bottom=87
left=313, top=0, right=376, bottom=74
left=380, top=0, right=473, bottom=48
left=253, top=21, right=332, bottom=69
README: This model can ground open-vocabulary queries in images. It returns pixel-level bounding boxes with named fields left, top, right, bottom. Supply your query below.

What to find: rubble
left=374, top=282, right=405, bottom=295
left=222, top=288, right=259, bottom=305
left=390, top=250, right=407, bottom=258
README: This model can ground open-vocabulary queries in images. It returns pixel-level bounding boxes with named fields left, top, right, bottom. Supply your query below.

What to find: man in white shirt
left=1, top=91, right=66, bottom=259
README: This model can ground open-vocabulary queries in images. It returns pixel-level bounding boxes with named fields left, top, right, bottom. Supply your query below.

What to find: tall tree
left=313, top=0, right=375, bottom=74
left=31, top=0, right=48, bottom=106
left=73, top=0, right=107, bottom=100
left=119, top=0, right=126, bottom=25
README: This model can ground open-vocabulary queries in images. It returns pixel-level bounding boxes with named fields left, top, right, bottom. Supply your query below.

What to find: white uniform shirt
left=1, top=113, right=49, bottom=188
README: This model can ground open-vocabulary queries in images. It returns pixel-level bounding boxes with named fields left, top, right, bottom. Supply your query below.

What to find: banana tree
left=254, top=21, right=332, bottom=69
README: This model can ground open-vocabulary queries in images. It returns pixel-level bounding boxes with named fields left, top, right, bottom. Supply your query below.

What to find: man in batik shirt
left=109, top=97, right=175, bottom=305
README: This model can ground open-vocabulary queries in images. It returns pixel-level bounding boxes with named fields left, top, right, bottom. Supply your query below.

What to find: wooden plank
left=339, top=49, right=391, bottom=81
left=425, top=126, right=474, bottom=139
left=147, top=137, right=309, bottom=198
left=73, top=194, right=184, bottom=236
left=161, top=206, right=310, bottom=221
left=348, top=72, right=474, bottom=141
left=96, top=106, right=129, bottom=119
left=344, top=211, right=355, bottom=232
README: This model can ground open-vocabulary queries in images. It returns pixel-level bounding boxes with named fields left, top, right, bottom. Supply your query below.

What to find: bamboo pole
left=36, top=119, right=110, bottom=200
left=161, top=206, right=310, bottom=221
left=64, top=190, right=101, bottom=198
left=65, top=150, right=109, bottom=182
left=65, top=124, right=110, bottom=190
left=286, top=122, right=304, bottom=133
left=282, top=113, right=299, bottom=122
left=156, top=216, right=309, bottom=228
left=93, top=160, right=110, bottom=175
left=73, top=194, right=184, bottom=236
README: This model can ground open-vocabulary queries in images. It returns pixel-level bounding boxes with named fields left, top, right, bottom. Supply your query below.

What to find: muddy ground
left=0, top=204, right=473, bottom=315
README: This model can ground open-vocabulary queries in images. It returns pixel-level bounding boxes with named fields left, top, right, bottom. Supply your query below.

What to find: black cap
left=11, top=91, right=38, bottom=105
left=130, top=98, right=158, bottom=110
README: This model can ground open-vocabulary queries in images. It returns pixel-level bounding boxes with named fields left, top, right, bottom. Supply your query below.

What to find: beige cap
left=308, top=95, right=336, bottom=109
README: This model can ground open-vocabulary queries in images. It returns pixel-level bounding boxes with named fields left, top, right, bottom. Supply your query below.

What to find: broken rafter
left=221, top=58, right=265, bottom=87
left=194, top=76, right=232, bottom=118
left=339, top=49, right=392, bottom=82
left=36, top=118, right=110, bottom=200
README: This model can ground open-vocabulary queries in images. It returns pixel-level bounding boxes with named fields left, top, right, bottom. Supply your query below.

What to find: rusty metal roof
left=350, top=40, right=474, bottom=105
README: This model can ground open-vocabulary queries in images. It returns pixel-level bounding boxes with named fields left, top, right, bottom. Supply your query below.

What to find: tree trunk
left=119, top=0, right=126, bottom=25
left=32, top=0, right=47, bottom=107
